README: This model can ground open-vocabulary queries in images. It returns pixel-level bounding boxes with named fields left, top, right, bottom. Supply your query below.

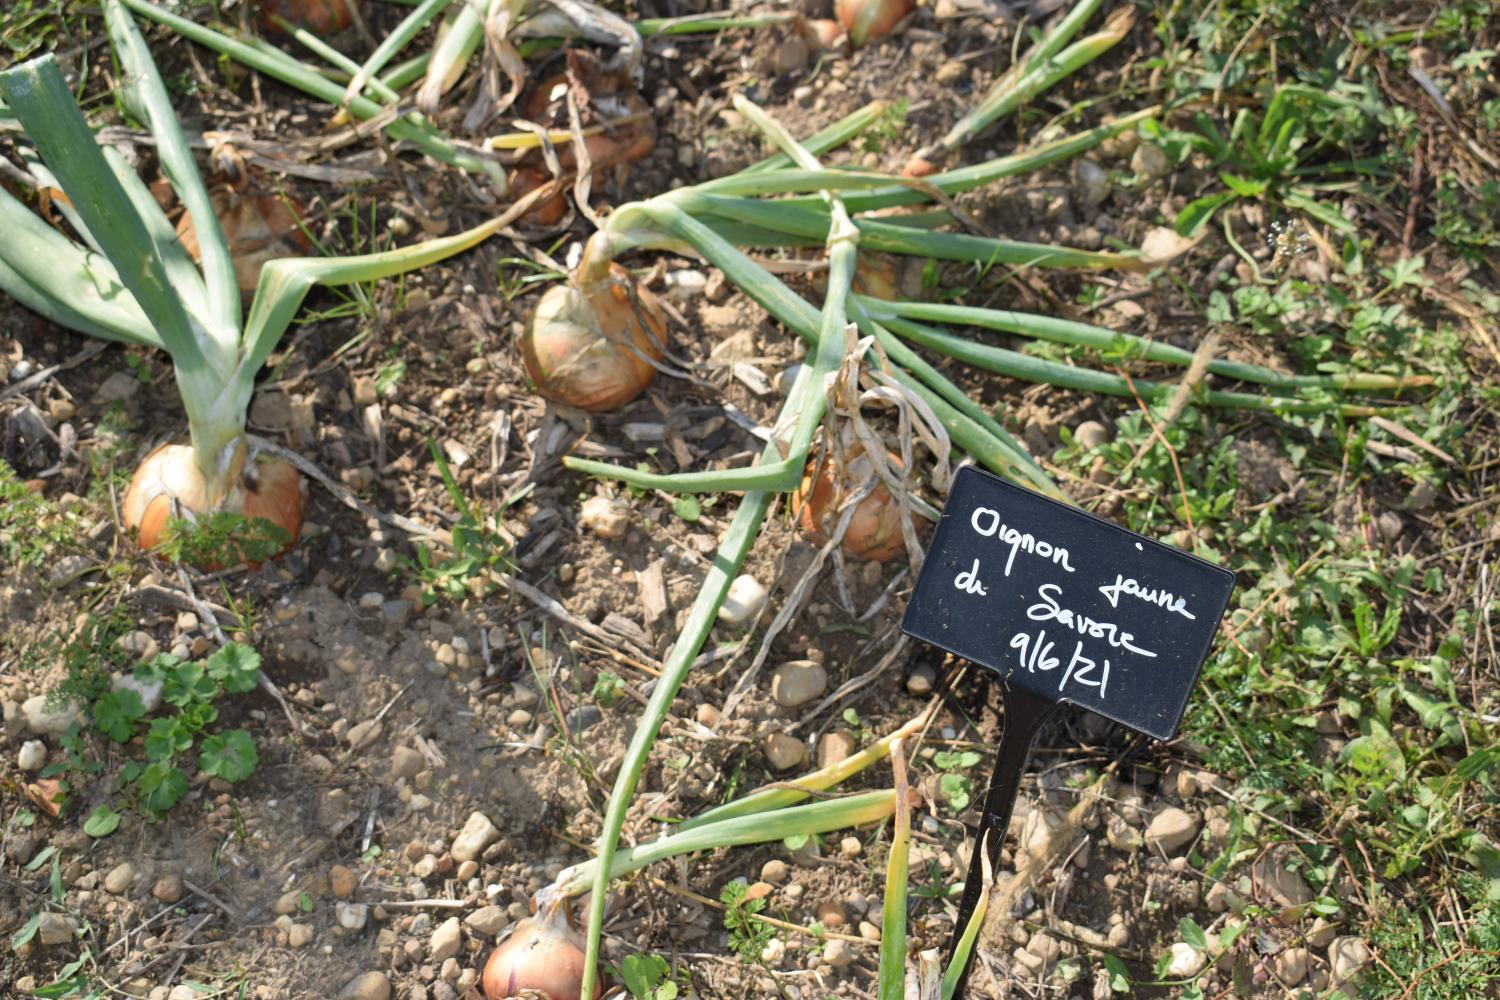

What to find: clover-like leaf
left=206, top=642, right=262, bottom=694
left=197, top=729, right=258, bottom=783
left=163, top=662, right=215, bottom=707
left=137, top=761, right=188, bottom=815
left=143, top=717, right=192, bottom=762
left=93, top=689, right=145, bottom=743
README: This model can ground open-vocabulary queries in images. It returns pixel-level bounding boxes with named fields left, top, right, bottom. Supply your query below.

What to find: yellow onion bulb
left=259, top=0, right=359, bottom=34
left=176, top=185, right=312, bottom=294
left=902, top=153, right=940, bottom=178
left=835, top=0, right=914, bottom=46
left=123, top=443, right=305, bottom=568
left=481, top=899, right=600, bottom=1000
left=510, top=168, right=568, bottom=227
left=793, top=447, right=914, bottom=562
left=802, top=18, right=849, bottom=53
left=520, top=264, right=668, bottom=411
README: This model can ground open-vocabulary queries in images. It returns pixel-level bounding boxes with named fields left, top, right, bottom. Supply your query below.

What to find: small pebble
left=763, top=732, right=806, bottom=771
left=329, top=865, right=358, bottom=900
left=718, top=575, right=768, bottom=626
left=579, top=497, right=629, bottom=539
left=761, top=859, right=789, bottom=884
left=17, top=740, right=47, bottom=772
left=336, top=971, right=390, bottom=1000
left=336, top=903, right=369, bottom=932
left=1166, top=942, right=1206, bottom=977
left=905, top=664, right=936, bottom=696
left=152, top=873, right=183, bottom=904
left=428, top=917, right=462, bottom=962
left=815, top=900, right=846, bottom=930
left=770, top=660, right=827, bottom=708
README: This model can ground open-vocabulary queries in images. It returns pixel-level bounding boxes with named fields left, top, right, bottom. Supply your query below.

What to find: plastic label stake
left=901, top=467, right=1236, bottom=997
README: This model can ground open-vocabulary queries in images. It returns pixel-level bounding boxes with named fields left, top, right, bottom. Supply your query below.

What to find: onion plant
left=0, top=0, right=518, bottom=558
left=520, top=81, right=1427, bottom=1000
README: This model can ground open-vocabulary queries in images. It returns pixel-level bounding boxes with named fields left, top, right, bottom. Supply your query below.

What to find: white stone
left=451, top=812, right=499, bottom=863
left=1074, top=420, right=1109, bottom=450
left=1274, top=947, right=1309, bottom=984
left=763, top=732, right=806, bottom=771
left=17, top=739, right=46, bottom=772
left=336, top=972, right=391, bottom=1000
left=104, top=862, right=137, bottom=894
left=579, top=496, right=629, bottom=539
left=1328, top=937, right=1370, bottom=985
left=112, top=671, right=164, bottom=714
left=336, top=902, right=369, bottom=931
left=464, top=905, right=508, bottom=937
left=823, top=939, right=855, bottom=968
left=1253, top=854, right=1313, bottom=908
left=770, top=660, right=828, bottom=708
left=1166, top=942, right=1206, bottom=977
left=429, top=917, right=462, bottom=962
left=717, top=575, right=768, bottom=625
left=37, top=912, right=77, bottom=945
left=1144, top=807, right=1199, bottom=854
left=21, top=695, right=82, bottom=735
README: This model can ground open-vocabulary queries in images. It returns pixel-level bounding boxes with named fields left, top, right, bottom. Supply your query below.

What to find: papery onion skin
left=259, top=0, right=359, bottom=34
left=176, top=185, right=312, bottom=294
left=521, top=265, right=667, bottom=412
left=835, top=0, right=914, bottom=46
left=124, top=443, right=305, bottom=568
left=481, top=905, right=601, bottom=1000
left=793, top=448, right=914, bottom=562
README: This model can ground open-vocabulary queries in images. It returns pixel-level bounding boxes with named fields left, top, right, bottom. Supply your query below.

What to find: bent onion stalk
left=0, top=1, right=517, bottom=560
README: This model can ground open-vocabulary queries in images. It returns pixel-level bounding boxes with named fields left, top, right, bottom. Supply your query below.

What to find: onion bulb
left=520, top=264, right=667, bottom=411
left=520, top=55, right=656, bottom=173
left=481, top=897, right=600, bottom=1000
left=801, top=18, right=849, bottom=54
left=123, top=442, right=305, bottom=568
left=835, top=0, right=914, bottom=46
left=259, top=0, right=359, bottom=34
left=176, top=183, right=311, bottom=294
left=510, top=168, right=568, bottom=227
left=793, top=445, right=915, bottom=562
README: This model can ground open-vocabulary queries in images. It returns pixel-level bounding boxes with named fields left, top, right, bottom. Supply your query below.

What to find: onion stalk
left=906, top=0, right=1133, bottom=175
left=0, top=2, right=517, bottom=561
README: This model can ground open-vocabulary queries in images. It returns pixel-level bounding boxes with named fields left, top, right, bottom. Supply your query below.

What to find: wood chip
left=637, top=558, right=669, bottom=627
